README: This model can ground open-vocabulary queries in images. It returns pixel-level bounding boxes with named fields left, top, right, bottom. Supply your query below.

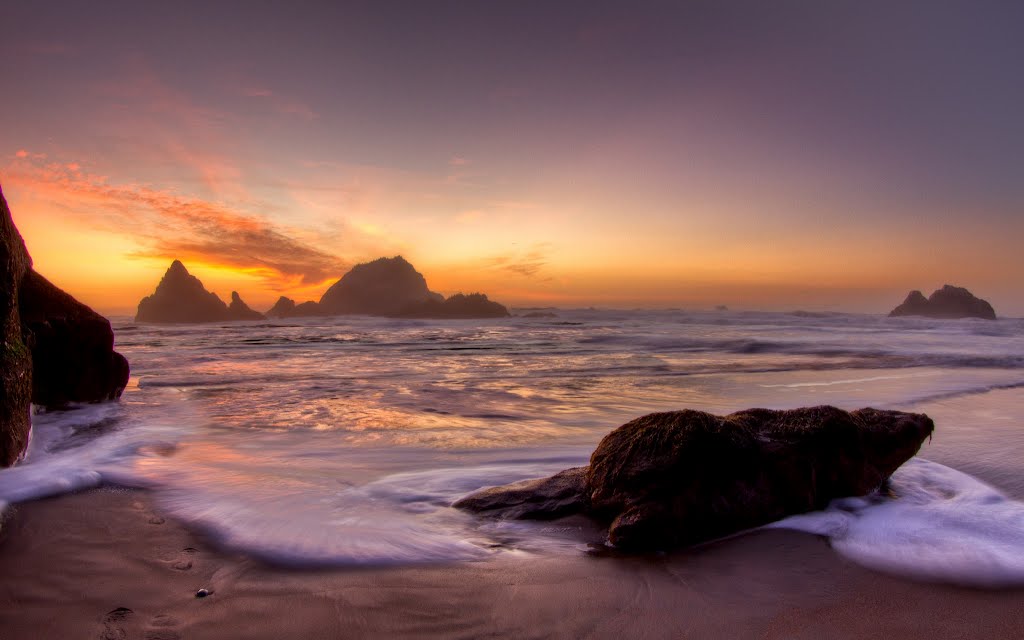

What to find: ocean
left=2, top=309, right=1024, bottom=586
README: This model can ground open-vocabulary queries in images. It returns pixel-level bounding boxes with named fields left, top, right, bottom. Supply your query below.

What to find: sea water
left=2, top=310, right=1023, bottom=585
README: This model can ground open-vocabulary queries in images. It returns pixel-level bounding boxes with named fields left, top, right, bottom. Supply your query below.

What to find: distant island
left=889, top=285, right=996, bottom=320
left=136, top=256, right=509, bottom=323
left=135, top=260, right=265, bottom=323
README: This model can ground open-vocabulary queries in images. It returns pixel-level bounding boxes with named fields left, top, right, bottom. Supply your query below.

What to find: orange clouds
left=4, top=153, right=346, bottom=288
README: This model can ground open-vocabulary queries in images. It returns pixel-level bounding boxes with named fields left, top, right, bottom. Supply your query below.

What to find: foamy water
left=2, top=310, right=1023, bottom=583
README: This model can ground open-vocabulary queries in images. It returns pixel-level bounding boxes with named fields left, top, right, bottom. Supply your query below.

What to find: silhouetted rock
left=265, top=296, right=322, bottom=318
left=227, top=291, right=265, bottom=321
left=20, top=271, right=130, bottom=409
left=456, top=406, right=933, bottom=551
left=1, top=185, right=130, bottom=465
left=889, top=285, right=996, bottom=320
left=0, top=187, right=33, bottom=465
left=319, top=256, right=443, bottom=316
left=135, top=261, right=230, bottom=323
left=399, top=293, right=510, bottom=319
left=265, top=296, right=296, bottom=318
left=293, top=301, right=323, bottom=316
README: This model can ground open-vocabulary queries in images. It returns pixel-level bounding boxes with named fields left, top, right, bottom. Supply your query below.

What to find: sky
left=2, top=1, right=1022, bottom=316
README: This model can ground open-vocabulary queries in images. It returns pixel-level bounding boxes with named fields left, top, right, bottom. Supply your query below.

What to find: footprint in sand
left=145, top=614, right=183, bottom=640
left=98, top=607, right=133, bottom=640
left=170, top=547, right=198, bottom=571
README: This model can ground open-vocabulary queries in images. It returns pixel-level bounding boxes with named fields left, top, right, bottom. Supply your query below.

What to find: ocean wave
left=769, top=458, right=1024, bottom=588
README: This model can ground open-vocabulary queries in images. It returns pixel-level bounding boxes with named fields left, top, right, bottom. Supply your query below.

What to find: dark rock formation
left=135, top=261, right=230, bottom=323
left=889, top=285, right=996, bottom=320
left=20, top=271, right=130, bottom=409
left=398, top=293, right=510, bottom=319
left=265, top=296, right=322, bottom=318
left=453, top=467, right=587, bottom=520
left=265, top=296, right=296, bottom=318
left=293, top=301, right=323, bottom=316
left=319, top=256, right=443, bottom=316
left=455, top=406, right=934, bottom=551
left=227, top=291, right=265, bottom=321
left=0, top=188, right=33, bottom=465
left=1, top=185, right=130, bottom=465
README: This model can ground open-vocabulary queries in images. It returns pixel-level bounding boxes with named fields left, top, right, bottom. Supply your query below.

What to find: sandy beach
left=2, top=488, right=1022, bottom=640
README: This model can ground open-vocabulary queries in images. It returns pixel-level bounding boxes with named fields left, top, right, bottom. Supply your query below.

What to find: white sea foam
left=769, top=458, right=1024, bottom=588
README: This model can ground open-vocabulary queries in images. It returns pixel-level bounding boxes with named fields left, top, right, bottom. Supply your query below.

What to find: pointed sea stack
left=135, top=261, right=230, bottom=323
left=889, top=285, right=996, bottom=320
left=227, top=291, right=265, bottom=321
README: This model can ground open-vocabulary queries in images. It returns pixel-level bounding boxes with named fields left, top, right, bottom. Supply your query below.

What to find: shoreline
left=2, top=488, right=1022, bottom=639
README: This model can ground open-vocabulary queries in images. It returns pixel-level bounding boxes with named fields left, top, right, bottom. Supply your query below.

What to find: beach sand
left=1, top=488, right=1022, bottom=639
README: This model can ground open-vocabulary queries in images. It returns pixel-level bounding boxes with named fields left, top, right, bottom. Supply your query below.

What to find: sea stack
left=265, top=296, right=322, bottom=318
left=318, top=256, right=443, bottom=316
left=318, top=256, right=510, bottom=318
left=456, top=405, right=934, bottom=551
left=889, top=285, right=996, bottom=320
left=227, top=291, right=265, bottom=321
left=135, top=260, right=231, bottom=323
left=0, top=185, right=130, bottom=464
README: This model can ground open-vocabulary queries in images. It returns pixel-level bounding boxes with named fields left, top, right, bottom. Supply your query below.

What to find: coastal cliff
left=0, top=185, right=129, bottom=465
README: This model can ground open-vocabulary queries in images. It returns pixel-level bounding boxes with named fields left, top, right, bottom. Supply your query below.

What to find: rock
left=293, top=301, right=323, bottom=316
left=195, top=588, right=211, bottom=598
left=889, top=285, right=996, bottom=319
left=135, top=260, right=230, bottom=323
left=398, top=293, right=510, bottom=319
left=0, top=186, right=33, bottom=465
left=455, top=406, right=934, bottom=551
left=19, top=271, right=130, bottom=408
left=226, top=291, right=265, bottom=321
left=265, top=296, right=322, bottom=318
left=319, top=256, right=444, bottom=316
left=317, top=256, right=509, bottom=319
left=452, top=467, right=587, bottom=519
left=265, top=296, right=296, bottom=318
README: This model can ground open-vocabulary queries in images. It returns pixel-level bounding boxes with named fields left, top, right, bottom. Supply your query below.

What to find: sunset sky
left=2, top=1, right=1022, bottom=316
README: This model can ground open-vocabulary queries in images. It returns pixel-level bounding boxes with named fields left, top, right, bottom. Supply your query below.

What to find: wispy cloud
left=4, top=153, right=346, bottom=287
left=486, top=243, right=552, bottom=279
left=240, top=86, right=318, bottom=121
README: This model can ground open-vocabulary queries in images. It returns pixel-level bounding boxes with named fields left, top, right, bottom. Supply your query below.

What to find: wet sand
left=1, top=488, right=1022, bottom=639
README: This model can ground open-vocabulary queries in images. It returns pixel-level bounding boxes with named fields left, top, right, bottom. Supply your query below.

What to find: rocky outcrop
left=1, top=184, right=130, bottom=465
left=135, top=261, right=230, bottom=323
left=0, top=188, right=33, bottom=465
left=455, top=406, right=934, bottom=551
left=265, top=296, right=322, bottom=318
left=266, top=296, right=297, bottom=318
left=398, top=293, right=510, bottom=319
left=319, top=256, right=443, bottom=316
left=20, top=271, right=130, bottom=408
left=889, top=285, right=996, bottom=320
left=453, top=467, right=587, bottom=520
left=227, top=291, right=265, bottom=321
left=318, top=256, right=509, bottom=319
